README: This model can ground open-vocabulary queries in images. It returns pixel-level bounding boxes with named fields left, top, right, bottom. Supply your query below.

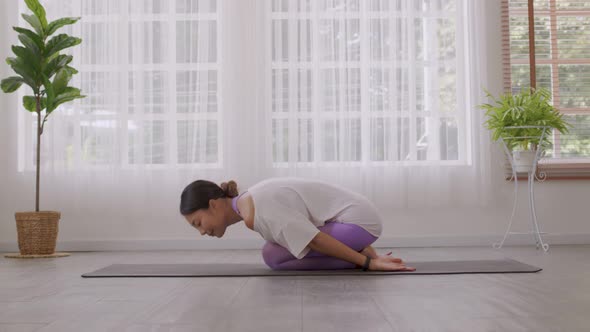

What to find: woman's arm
left=307, top=232, right=371, bottom=268
left=361, top=245, right=379, bottom=259
left=308, top=232, right=413, bottom=271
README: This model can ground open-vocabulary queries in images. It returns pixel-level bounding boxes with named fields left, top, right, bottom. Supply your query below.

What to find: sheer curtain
left=15, top=0, right=233, bottom=239
left=8, top=0, right=492, bottom=243
left=259, top=0, right=493, bottom=209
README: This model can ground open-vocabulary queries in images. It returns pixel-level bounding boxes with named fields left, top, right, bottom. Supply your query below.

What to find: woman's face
left=184, top=200, right=226, bottom=238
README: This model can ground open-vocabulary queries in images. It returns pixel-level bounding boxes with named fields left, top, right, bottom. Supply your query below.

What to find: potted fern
left=479, top=88, right=571, bottom=173
left=1, top=0, right=84, bottom=257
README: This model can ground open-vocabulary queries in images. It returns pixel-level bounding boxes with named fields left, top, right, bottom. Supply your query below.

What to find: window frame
left=502, top=0, right=590, bottom=179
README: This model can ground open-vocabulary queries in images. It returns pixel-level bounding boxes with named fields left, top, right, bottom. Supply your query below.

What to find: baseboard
left=2, top=233, right=590, bottom=252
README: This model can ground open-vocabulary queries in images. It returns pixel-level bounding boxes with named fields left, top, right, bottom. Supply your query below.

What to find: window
left=18, top=0, right=472, bottom=171
left=269, top=0, right=467, bottom=166
left=504, top=0, right=590, bottom=177
left=19, top=0, right=220, bottom=170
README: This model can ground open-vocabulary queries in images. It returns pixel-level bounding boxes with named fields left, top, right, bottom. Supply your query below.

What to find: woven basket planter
left=14, top=211, right=61, bottom=255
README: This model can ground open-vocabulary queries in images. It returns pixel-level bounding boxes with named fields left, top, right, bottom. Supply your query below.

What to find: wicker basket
left=14, top=211, right=61, bottom=255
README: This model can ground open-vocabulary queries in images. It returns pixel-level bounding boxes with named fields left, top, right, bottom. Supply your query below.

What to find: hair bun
left=220, top=180, right=239, bottom=198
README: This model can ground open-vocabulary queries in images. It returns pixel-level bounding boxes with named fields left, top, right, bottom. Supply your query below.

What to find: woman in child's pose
left=180, top=177, right=415, bottom=271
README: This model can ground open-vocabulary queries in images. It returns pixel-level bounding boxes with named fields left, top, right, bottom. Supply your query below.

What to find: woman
left=180, top=177, right=415, bottom=271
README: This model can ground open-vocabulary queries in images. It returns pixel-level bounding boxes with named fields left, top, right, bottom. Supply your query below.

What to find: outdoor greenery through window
left=505, top=0, right=590, bottom=160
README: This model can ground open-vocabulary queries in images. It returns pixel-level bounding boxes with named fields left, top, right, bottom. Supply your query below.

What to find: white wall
left=1, top=0, right=589, bottom=252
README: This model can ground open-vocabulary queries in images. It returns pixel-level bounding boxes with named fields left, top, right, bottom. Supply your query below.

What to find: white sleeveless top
left=247, top=177, right=383, bottom=259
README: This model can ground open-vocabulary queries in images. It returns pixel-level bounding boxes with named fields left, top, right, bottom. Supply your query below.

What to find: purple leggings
left=261, top=221, right=378, bottom=270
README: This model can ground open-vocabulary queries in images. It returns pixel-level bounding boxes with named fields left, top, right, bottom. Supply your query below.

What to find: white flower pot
left=512, top=150, right=537, bottom=173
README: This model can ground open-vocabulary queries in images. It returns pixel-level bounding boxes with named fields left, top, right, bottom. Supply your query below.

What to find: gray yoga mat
left=82, top=258, right=541, bottom=277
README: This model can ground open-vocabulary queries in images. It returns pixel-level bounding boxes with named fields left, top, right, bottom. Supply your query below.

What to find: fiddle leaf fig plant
left=479, top=87, right=571, bottom=151
left=1, top=0, right=85, bottom=211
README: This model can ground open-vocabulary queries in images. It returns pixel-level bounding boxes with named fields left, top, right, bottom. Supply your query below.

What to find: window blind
left=502, top=0, right=590, bottom=178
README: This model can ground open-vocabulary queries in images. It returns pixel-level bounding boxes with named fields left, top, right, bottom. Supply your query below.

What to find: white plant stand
left=492, top=126, right=550, bottom=252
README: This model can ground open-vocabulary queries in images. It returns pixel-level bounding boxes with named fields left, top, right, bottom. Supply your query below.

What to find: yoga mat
left=82, top=258, right=541, bottom=278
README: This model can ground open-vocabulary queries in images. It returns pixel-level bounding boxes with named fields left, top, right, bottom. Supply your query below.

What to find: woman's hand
left=379, top=251, right=405, bottom=264
left=369, top=255, right=416, bottom=272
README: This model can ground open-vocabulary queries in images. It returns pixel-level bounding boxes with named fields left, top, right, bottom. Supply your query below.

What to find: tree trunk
left=36, top=96, right=41, bottom=212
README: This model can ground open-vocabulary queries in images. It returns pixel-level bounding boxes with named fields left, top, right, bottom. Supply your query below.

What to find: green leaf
left=43, top=75, right=56, bottom=113
left=24, top=0, right=48, bottom=28
left=43, top=54, right=73, bottom=78
left=11, top=45, right=41, bottom=72
left=45, top=51, right=61, bottom=64
left=52, top=67, right=74, bottom=95
left=23, top=95, right=47, bottom=112
left=6, top=57, right=39, bottom=93
left=65, top=66, right=78, bottom=75
left=50, top=87, right=84, bottom=113
left=17, top=33, right=41, bottom=58
left=1, top=76, right=24, bottom=93
left=21, top=14, right=44, bottom=36
left=17, top=38, right=40, bottom=58
left=46, top=17, right=81, bottom=36
left=45, top=34, right=82, bottom=58
left=58, top=86, right=80, bottom=96
left=13, top=27, right=43, bottom=50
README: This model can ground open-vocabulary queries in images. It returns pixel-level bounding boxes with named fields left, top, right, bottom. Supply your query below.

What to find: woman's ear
left=209, top=198, right=224, bottom=211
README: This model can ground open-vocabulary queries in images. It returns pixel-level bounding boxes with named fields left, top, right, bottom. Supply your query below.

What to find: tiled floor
left=1, top=245, right=589, bottom=332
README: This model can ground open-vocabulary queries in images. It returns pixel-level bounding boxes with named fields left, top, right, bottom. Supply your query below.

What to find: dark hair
left=180, top=179, right=239, bottom=216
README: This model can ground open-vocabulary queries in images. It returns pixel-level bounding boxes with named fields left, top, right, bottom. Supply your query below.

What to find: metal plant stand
left=492, top=126, right=550, bottom=252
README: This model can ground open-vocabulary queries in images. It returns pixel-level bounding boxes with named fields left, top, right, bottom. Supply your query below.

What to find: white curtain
left=10, top=0, right=492, bottom=239
left=260, top=0, right=493, bottom=209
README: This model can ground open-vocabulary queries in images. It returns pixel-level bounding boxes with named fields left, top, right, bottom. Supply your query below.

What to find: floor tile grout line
left=300, top=278, right=303, bottom=332
left=369, top=291, right=398, bottom=331
left=108, top=277, right=194, bottom=329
